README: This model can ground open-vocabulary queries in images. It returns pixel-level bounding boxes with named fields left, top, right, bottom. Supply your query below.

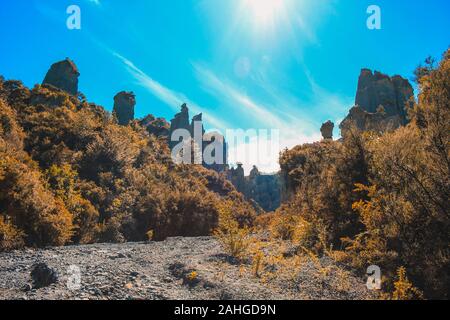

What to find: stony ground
left=0, top=237, right=374, bottom=300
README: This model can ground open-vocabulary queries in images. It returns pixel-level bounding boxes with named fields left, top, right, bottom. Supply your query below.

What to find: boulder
left=31, top=263, right=58, bottom=289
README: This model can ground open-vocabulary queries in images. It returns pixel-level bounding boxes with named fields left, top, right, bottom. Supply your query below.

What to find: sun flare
left=243, top=0, right=287, bottom=27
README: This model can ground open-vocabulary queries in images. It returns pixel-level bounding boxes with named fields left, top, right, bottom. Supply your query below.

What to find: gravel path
left=0, top=237, right=374, bottom=300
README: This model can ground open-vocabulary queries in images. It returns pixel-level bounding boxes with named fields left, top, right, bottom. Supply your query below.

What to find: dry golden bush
left=0, top=216, right=24, bottom=251
left=0, top=76, right=257, bottom=249
left=214, top=202, right=252, bottom=260
left=391, top=267, right=424, bottom=300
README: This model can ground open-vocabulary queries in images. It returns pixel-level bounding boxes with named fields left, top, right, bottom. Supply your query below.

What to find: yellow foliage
left=186, top=271, right=198, bottom=282
left=0, top=216, right=24, bottom=251
left=392, top=267, right=424, bottom=300
left=214, top=202, right=251, bottom=260
left=146, top=230, right=154, bottom=241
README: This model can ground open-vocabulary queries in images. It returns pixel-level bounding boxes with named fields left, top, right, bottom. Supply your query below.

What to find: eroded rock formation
left=42, top=58, right=80, bottom=95
left=169, top=104, right=227, bottom=172
left=340, top=106, right=403, bottom=137
left=355, top=69, right=413, bottom=120
left=340, top=69, right=414, bottom=136
left=320, top=121, right=334, bottom=140
left=227, top=165, right=281, bottom=212
left=203, top=131, right=227, bottom=173
left=113, top=91, right=136, bottom=126
left=228, top=163, right=246, bottom=193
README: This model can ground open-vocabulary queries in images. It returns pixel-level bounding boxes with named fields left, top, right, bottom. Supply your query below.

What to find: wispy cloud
left=112, top=52, right=230, bottom=130
left=193, top=63, right=286, bottom=128
left=192, top=62, right=326, bottom=172
left=87, top=0, right=101, bottom=5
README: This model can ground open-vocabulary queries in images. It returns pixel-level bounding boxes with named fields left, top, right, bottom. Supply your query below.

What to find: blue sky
left=0, top=0, right=448, bottom=172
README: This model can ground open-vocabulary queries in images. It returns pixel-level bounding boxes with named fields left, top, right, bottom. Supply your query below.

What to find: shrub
left=0, top=78, right=257, bottom=250
left=278, top=134, right=368, bottom=251
left=0, top=216, right=24, bottom=251
left=214, top=203, right=251, bottom=260
left=391, top=267, right=424, bottom=300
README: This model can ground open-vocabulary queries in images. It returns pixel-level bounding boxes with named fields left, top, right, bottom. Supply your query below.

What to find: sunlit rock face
left=113, top=91, right=136, bottom=125
left=340, top=69, right=414, bottom=136
left=42, top=58, right=80, bottom=96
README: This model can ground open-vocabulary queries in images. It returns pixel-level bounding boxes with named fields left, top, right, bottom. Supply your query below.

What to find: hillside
left=0, top=63, right=256, bottom=249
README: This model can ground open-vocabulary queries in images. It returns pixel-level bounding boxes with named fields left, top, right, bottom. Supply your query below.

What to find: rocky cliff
left=227, top=165, right=281, bottom=212
left=340, top=69, right=414, bottom=136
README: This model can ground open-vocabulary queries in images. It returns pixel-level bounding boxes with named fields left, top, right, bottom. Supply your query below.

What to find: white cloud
left=112, top=54, right=350, bottom=174
left=192, top=63, right=325, bottom=173
left=112, top=52, right=230, bottom=130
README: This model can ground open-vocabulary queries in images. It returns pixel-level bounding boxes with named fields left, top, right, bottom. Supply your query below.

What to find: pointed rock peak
left=192, top=113, right=203, bottom=122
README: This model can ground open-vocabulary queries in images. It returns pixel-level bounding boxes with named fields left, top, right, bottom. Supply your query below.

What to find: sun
left=242, top=0, right=286, bottom=27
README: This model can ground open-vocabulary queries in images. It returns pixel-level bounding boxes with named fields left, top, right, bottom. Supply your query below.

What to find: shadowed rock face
left=340, top=106, right=403, bottom=137
left=42, top=59, right=80, bottom=95
left=228, top=163, right=246, bottom=194
left=340, top=69, right=414, bottom=136
left=203, top=131, right=227, bottom=173
left=355, top=69, right=413, bottom=122
left=113, top=91, right=136, bottom=125
left=228, top=165, right=281, bottom=212
left=169, top=104, right=227, bottom=172
left=169, top=104, right=190, bottom=149
left=170, top=104, right=190, bottom=132
left=320, top=121, right=334, bottom=140
left=245, top=170, right=281, bottom=212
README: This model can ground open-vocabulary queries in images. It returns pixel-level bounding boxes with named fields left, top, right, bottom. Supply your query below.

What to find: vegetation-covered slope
left=0, top=78, right=256, bottom=249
